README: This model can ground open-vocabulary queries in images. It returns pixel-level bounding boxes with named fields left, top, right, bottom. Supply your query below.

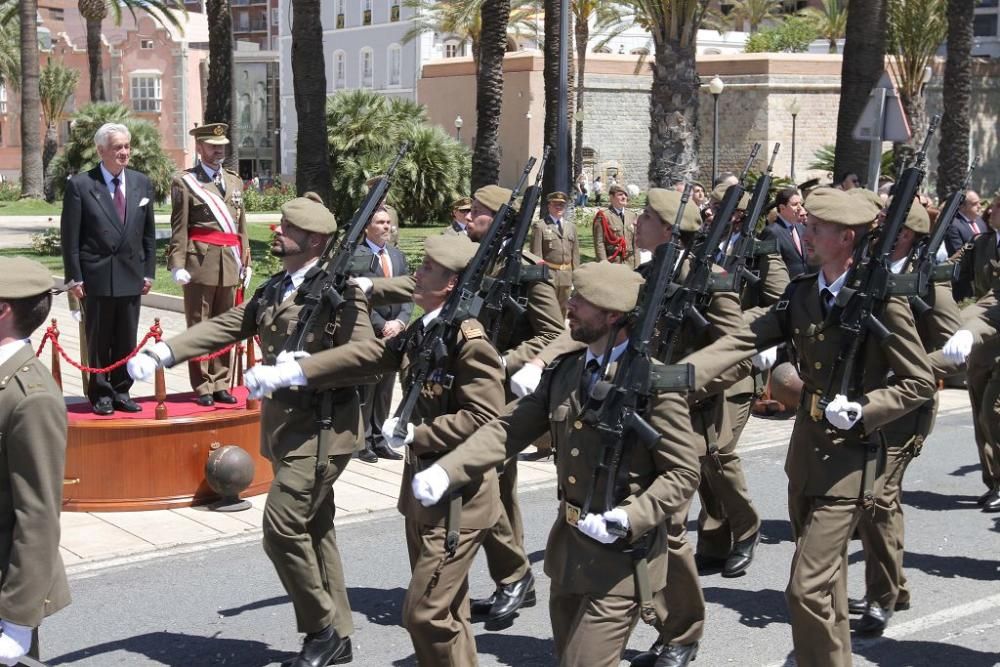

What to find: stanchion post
left=245, top=337, right=260, bottom=411
left=48, top=319, right=62, bottom=390
left=151, top=318, right=168, bottom=420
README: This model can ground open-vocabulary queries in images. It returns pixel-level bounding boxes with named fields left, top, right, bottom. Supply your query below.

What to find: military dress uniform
left=592, top=203, right=638, bottom=267
left=443, top=196, right=472, bottom=236
left=531, top=192, right=580, bottom=315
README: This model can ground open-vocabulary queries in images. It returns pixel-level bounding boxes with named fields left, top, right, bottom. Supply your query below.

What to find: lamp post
left=788, top=97, right=801, bottom=182
left=454, top=114, right=463, bottom=141
left=708, top=76, right=724, bottom=186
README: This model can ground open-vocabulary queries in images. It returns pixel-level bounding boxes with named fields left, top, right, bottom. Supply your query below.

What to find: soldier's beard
left=569, top=319, right=609, bottom=344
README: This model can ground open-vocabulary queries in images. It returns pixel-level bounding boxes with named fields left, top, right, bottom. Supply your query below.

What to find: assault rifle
left=722, top=143, right=780, bottom=294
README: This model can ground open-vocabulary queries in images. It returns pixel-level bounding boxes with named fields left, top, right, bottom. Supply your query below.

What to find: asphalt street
left=41, top=402, right=1000, bottom=666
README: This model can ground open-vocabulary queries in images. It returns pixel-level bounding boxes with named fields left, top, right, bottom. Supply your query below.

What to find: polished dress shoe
left=113, top=397, right=142, bottom=413
left=983, top=492, right=1000, bottom=513
left=722, top=530, right=760, bottom=578
left=850, top=596, right=909, bottom=614
left=630, top=639, right=663, bottom=667
left=654, top=641, right=698, bottom=667
left=694, top=552, right=727, bottom=573
left=976, top=489, right=996, bottom=506
left=470, top=590, right=497, bottom=617
left=213, top=389, right=238, bottom=404
left=372, top=443, right=403, bottom=460
left=195, top=394, right=215, bottom=407
left=92, top=397, right=114, bottom=416
left=856, top=602, right=891, bottom=635
left=291, top=626, right=352, bottom=666
left=486, top=570, right=535, bottom=624
left=357, top=447, right=378, bottom=463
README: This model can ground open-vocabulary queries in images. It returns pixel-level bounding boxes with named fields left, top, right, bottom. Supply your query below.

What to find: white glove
left=412, top=464, right=450, bottom=507
left=127, top=352, right=159, bottom=382
left=381, top=416, right=415, bottom=450
left=275, top=349, right=311, bottom=363
left=71, top=308, right=83, bottom=323
left=824, top=393, right=863, bottom=430
left=577, top=513, right=618, bottom=544
left=603, top=507, right=630, bottom=538
left=244, top=361, right=305, bottom=399
left=349, top=276, right=373, bottom=296
left=509, top=363, right=543, bottom=398
left=0, top=620, right=33, bottom=666
left=942, top=329, right=974, bottom=365
left=752, top=345, right=778, bottom=371
left=241, top=266, right=253, bottom=289
left=172, top=268, right=192, bottom=285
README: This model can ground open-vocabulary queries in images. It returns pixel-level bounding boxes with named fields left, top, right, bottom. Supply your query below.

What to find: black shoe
left=630, top=639, right=663, bottom=667
left=654, top=641, right=698, bottom=667
left=486, top=570, right=536, bottom=624
left=195, top=394, right=215, bottom=407
left=357, top=447, right=378, bottom=463
left=92, top=397, right=114, bottom=416
left=694, top=553, right=727, bottom=573
left=848, top=597, right=868, bottom=615
left=856, top=602, right=892, bottom=636
left=213, top=389, right=239, bottom=404
left=722, top=530, right=760, bottom=578
left=983, top=493, right=1000, bottom=513
left=977, top=489, right=995, bottom=506
left=113, top=397, right=142, bottom=413
left=470, top=591, right=497, bottom=617
left=292, top=626, right=352, bottom=666
left=372, top=443, right=403, bottom=460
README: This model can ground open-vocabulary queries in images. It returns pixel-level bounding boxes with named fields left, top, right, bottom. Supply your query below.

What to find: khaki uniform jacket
left=436, top=348, right=700, bottom=597
left=963, top=293, right=1000, bottom=342
left=971, top=229, right=1000, bottom=300
left=167, top=272, right=373, bottom=460
left=297, top=319, right=505, bottom=530
left=442, top=221, right=467, bottom=236
left=593, top=207, right=638, bottom=267
left=167, top=167, right=250, bottom=287
left=0, top=346, right=71, bottom=627
left=685, top=273, right=936, bottom=499
left=739, top=251, right=791, bottom=313
left=530, top=216, right=580, bottom=288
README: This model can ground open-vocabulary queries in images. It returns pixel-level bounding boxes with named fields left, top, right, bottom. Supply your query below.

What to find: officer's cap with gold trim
left=547, top=191, right=569, bottom=204
left=190, top=123, right=230, bottom=145
left=474, top=185, right=512, bottom=214
left=710, top=183, right=751, bottom=211
left=451, top=196, right=472, bottom=211
left=647, top=188, right=702, bottom=232
left=572, top=261, right=646, bottom=312
left=425, top=234, right=476, bottom=273
left=0, top=257, right=56, bottom=299
left=281, top=197, right=337, bottom=235
left=804, top=187, right=879, bottom=226
left=885, top=196, right=931, bottom=234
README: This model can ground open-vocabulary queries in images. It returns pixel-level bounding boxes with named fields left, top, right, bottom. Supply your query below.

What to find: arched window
left=333, top=50, right=346, bottom=90
left=387, top=44, right=402, bottom=87
left=360, top=48, right=374, bottom=88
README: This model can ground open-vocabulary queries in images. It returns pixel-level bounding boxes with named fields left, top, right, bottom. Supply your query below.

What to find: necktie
left=112, top=176, right=126, bottom=224
left=791, top=224, right=803, bottom=257
left=580, top=358, right=600, bottom=397
left=379, top=249, right=392, bottom=278
left=820, top=288, right=834, bottom=317
left=277, top=274, right=293, bottom=304
left=214, top=171, right=226, bottom=197
left=555, top=218, right=562, bottom=235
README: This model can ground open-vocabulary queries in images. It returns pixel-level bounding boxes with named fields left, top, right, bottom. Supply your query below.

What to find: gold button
left=270, top=325, right=278, bottom=332
left=568, top=475, right=577, bottom=484
left=817, top=333, right=825, bottom=341
left=573, top=420, right=583, bottom=430
left=814, top=361, right=822, bottom=370
left=570, top=448, right=580, bottom=457
left=267, top=345, right=274, bottom=352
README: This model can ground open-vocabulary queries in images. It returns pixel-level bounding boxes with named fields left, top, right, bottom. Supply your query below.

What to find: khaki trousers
left=481, top=458, right=530, bottom=586
left=262, top=452, right=354, bottom=636
left=967, top=340, right=1000, bottom=491
left=550, top=588, right=639, bottom=667
left=652, top=497, right=705, bottom=645
left=183, top=282, right=237, bottom=395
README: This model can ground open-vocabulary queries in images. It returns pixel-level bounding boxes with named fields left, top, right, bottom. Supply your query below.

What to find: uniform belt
left=546, top=262, right=572, bottom=271
left=189, top=227, right=242, bottom=249
left=271, top=387, right=355, bottom=409
left=564, top=500, right=583, bottom=526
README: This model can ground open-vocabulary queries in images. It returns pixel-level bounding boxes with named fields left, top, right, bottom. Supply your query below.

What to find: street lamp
left=454, top=114, right=463, bottom=141
left=788, top=97, right=801, bottom=182
left=708, top=76, right=725, bottom=186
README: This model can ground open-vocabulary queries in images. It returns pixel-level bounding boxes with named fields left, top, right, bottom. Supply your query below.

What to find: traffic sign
left=853, top=71, right=912, bottom=143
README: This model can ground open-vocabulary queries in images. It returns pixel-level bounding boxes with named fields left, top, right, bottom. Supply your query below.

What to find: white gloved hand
left=349, top=276, right=373, bottom=296
left=71, top=308, right=83, bottom=323
left=509, top=363, right=543, bottom=398
left=241, top=266, right=253, bottom=289
left=0, top=620, right=33, bottom=666
left=244, top=361, right=305, bottom=399
left=578, top=513, right=618, bottom=544
left=752, top=345, right=779, bottom=371
left=411, top=464, right=451, bottom=507
left=942, top=329, right=974, bottom=365
left=127, top=352, right=159, bottom=383
left=275, top=349, right=311, bottom=364
left=172, top=268, right=192, bottom=285
left=824, top=393, right=863, bottom=430
left=603, top=507, right=630, bottom=538
left=381, top=417, right=415, bottom=449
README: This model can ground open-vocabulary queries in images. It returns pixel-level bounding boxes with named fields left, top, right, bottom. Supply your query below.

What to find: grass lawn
left=0, top=199, right=175, bottom=216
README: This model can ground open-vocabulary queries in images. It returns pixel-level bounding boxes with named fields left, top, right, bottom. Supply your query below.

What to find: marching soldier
left=531, top=191, right=580, bottom=315
left=592, top=184, right=638, bottom=267
left=410, top=261, right=701, bottom=667
left=243, top=235, right=506, bottom=666
left=444, top=196, right=472, bottom=236
left=0, top=258, right=71, bottom=667
left=130, top=197, right=367, bottom=667
left=167, top=122, right=250, bottom=406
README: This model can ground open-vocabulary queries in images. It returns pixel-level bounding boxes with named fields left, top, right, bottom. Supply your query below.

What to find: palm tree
left=936, top=0, right=973, bottom=201
left=291, top=0, right=333, bottom=205
left=402, top=0, right=536, bottom=68
left=800, top=0, right=848, bottom=53
left=19, top=0, right=43, bottom=198
left=542, top=0, right=574, bottom=198
left=39, top=59, right=81, bottom=200
left=728, top=0, right=785, bottom=32
left=0, top=8, right=18, bottom=90
left=205, top=0, right=236, bottom=167
left=76, top=0, right=187, bottom=102
left=471, top=0, right=510, bottom=189
left=833, top=0, right=886, bottom=186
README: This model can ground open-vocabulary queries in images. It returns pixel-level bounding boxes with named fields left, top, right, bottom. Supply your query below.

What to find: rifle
left=722, top=143, right=780, bottom=294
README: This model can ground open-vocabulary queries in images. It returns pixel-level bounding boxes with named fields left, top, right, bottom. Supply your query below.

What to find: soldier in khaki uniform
left=443, top=196, right=472, bottom=236
left=592, top=184, right=638, bottom=267
left=684, top=188, right=935, bottom=667
left=130, top=198, right=366, bottom=667
left=0, top=258, right=71, bottom=667
left=410, top=261, right=701, bottom=667
left=531, top=191, right=580, bottom=315
left=245, top=235, right=505, bottom=666
left=167, top=123, right=251, bottom=406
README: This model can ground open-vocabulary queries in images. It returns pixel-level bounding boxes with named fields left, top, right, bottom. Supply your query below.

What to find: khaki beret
left=280, top=197, right=338, bottom=235
left=451, top=196, right=472, bottom=211
left=804, top=187, right=878, bottom=226
left=474, top=185, right=512, bottom=213
left=0, top=257, right=55, bottom=299
left=647, top=188, right=702, bottom=233
left=424, top=234, right=477, bottom=273
left=608, top=184, right=628, bottom=196
left=547, top=191, right=569, bottom=204
left=847, top=188, right=885, bottom=220
left=709, top=183, right=751, bottom=211
left=190, top=123, right=229, bottom=145
left=886, top=196, right=930, bottom=234
left=572, top=262, right=646, bottom=312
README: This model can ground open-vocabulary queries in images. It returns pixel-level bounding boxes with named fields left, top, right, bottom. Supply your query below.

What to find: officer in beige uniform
left=130, top=198, right=367, bottom=667
left=168, top=123, right=251, bottom=406
left=684, top=188, right=935, bottom=667
left=410, top=262, right=701, bottom=667
left=593, top=184, right=638, bottom=267
left=443, top=197, right=472, bottom=236
left=531, top=191, right=580, bottom=315
left=245, top=235, right=505, bottom=666
left=0, top=258, right=71, bottom=667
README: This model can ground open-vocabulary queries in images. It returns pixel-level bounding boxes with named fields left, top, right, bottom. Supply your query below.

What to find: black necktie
left=581, top=358, right=600, bottom=397
left=214, top=171, right=225, bottom=196
left=276, top=275, right=293, bottom=305
left=821, top=288, right=834, bottom=317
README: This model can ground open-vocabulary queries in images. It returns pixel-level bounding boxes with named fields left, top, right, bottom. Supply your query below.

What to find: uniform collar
left=585, top=338, right=629, bottom=368
left=0, top=339, right=28, bottom=367
left=201, top=163, right=221, bottom=181
left=285, top=258, right=320, bottom=292
left=817, top=268, right=848, bottom=297
left=421, top=306, right=443, bottom=328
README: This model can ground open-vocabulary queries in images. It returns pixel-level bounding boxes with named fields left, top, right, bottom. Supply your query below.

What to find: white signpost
left=852, top=71, right=912, bottom=191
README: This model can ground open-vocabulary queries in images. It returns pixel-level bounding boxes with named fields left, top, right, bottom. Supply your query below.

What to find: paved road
left=41, top=403, right=1000, bottom=666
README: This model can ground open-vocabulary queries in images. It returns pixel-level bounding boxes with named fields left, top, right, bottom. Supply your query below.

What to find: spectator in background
left=945, top=190, right=985, bottom=302
left=592, top=176, right=603, bottom=205
left=836, top=171, right=860, bottom=190
left=760, top=187, right=810, bottom=279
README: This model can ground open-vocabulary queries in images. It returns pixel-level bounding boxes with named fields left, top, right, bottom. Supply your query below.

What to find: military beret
left=572, top=262, right=646, bottom=312
left=547, top=191, right=569, bottom=204
left=190, top=123, right=229, bottom=145
left=647, top=188, right=702, bottom=232
left=804, top=187, right=878, bottom=226
left=474, top=185, right=512, bottom=213
left=280, top=197, right=338, bottom=235
left=847, top=187, right=885, bottom=221
left=608, top=184, right=628, bottom=196
left=0, top=257, right=55, bottom=299
left=709, top=183, right=751, bottom=211
left=424, top=234, right=477, bottom=273
left=451, top=196, right=472, bottom=211
left=886, top=196, right=931, bottom=234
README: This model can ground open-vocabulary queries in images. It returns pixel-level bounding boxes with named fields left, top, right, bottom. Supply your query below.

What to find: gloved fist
left=824, top=393, right=863, bottom=431
left=127, top=352, right=159, bottom=382
left=275, top=349, right=311, bottom=364
left=241, top=266, right=253, bottom=289
left=244, top=361, right=304, bottom=399
left=603, top=507, right=630, bottom=538
left=752, top=345, right=779, bottom=371
left=509, top=363, right=543, bottom=398
left=411, top=464, right=450, bottom=507
left=0, top=620, right=33, bottom=666
left=577, top=513, right=618, bottom=544
left=381, top=417, right=415, bottom=449
left=942, top=329, right=974, bottom=365
left=172, top=268, right=192, bottom=285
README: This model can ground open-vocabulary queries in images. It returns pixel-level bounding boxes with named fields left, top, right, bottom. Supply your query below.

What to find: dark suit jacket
left=60, top=166, right=157, bottom=297
left=354, top=242, right=413, bottom=336
left=944, top=212, right=984, bottom=257
left=760, top=218, right=809, bottom=279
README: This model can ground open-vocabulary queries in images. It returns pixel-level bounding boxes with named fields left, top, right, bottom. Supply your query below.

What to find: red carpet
left=67, top=386, right=255, bottom=422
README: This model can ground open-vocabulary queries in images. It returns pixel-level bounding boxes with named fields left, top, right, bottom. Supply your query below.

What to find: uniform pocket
left=550, top=403, right=570, bottom=454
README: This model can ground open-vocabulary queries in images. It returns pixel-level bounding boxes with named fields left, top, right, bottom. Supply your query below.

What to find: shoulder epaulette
left=459, top=319, right=485, bottom=341
left=11, top=359, right=51, bottom=396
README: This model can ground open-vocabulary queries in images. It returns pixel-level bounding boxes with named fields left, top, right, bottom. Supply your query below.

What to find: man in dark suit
left=760, top=187, right=810, bottom=278
left=354, top=206, right=412, bottom=461
left=60, top=122, right=156, bottom=415
left=944, top=190, right=984, bottom=302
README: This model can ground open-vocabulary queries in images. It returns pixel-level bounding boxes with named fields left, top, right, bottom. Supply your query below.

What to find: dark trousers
left=83, top=294, right=140, bottom=404
left=362, top=372, right=396, bottom=449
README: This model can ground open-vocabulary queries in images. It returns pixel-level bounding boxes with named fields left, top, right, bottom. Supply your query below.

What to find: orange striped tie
left=379, top=249, right=392, bottom=278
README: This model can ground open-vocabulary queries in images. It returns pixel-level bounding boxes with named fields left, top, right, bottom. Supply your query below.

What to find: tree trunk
left=471, top=0, right=509, bottom=190
left=86, top=17, right=106, bottom=102
left=206, top=0, right=238, bottom=168
left=937, top=0, right=972, bottom=200
left=19, top=0, right=44, bottom=199
left=833, top=0, right=886, bottom=187
left=43, top=122, right=58, bottom=202
left=291, top=0, right=333, bottom=205
left=542, top=0, right=574, bottom=199
left=573, top=16, right=588, bottom=183
left=648, top=36, right=700, bottom=187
